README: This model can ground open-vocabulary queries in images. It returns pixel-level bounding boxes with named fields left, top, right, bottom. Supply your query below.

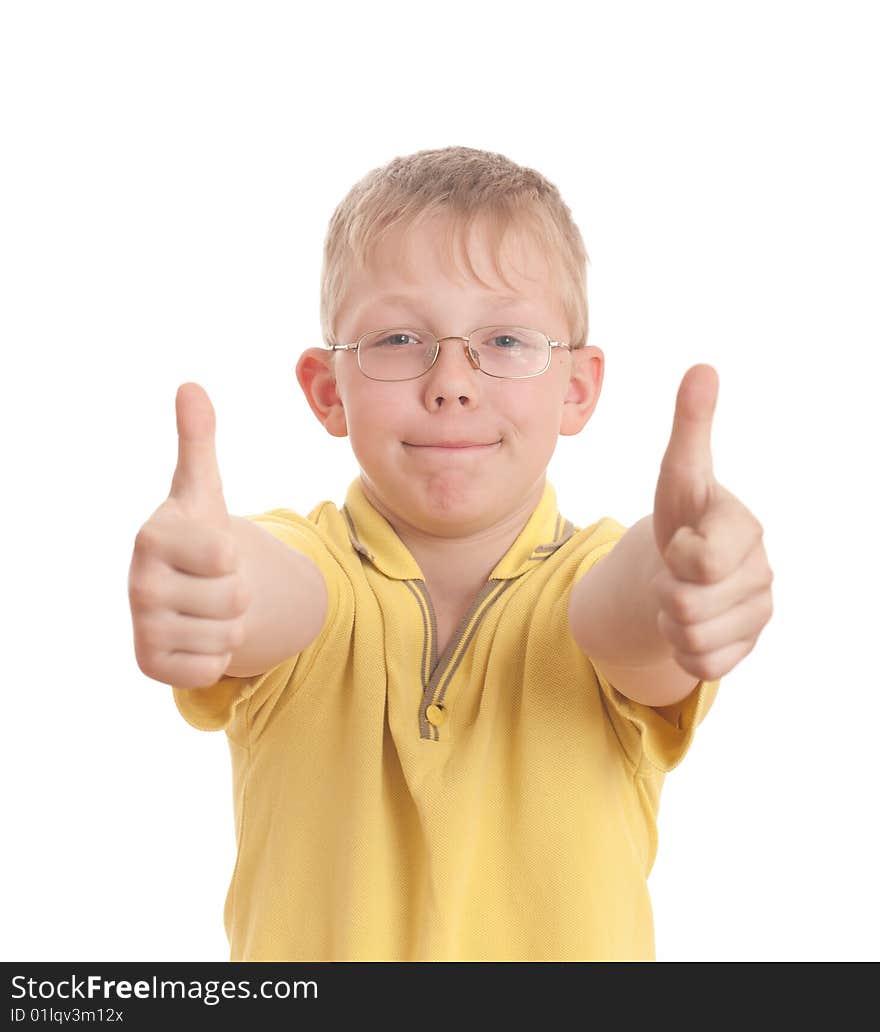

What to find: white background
left=2, top=0, right=877, bottom=962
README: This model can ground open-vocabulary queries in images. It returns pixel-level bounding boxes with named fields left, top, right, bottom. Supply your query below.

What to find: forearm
left=568, top=515, right=702, bottom=708
left=568, top=514, right=672, bottom=669
left=224, top=516, right=329, bottom=678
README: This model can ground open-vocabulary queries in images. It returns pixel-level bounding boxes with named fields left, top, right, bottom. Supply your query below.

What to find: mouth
left=403, top=440, right=501, bottom=451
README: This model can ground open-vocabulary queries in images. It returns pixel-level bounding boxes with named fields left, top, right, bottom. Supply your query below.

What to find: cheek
left=345, top=388, right=410, bottom=447
left=501, top=387, right=559, bottom=435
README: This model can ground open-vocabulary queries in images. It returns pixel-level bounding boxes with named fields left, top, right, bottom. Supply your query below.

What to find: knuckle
left=686, top=658, right=706, bottom=681
left=167, top=659, right=198, bottom=690
left=133, top=642, right=156, bottom=677
left=701, top=659, right=721, bottom=681
left=210, top=538, right=237, bottom=573
left=129, top=578, right=162, bottom=611
left=689, top=652, right=718, bottom=681
left=135, top=521, right=164, bottom=555
left=680, top=624, right=704, bottom=653
left=697, top=550, right=724, bottom=583
left=138, top=617, right=167, bottom=653
left=206, top=653, right=231, bottom=684
left=669, top=589, right=693, bottom=623
left=676, top=651, right=706, bottom=681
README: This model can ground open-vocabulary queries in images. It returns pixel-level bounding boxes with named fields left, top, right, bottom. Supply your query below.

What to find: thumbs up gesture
left=128, top=384, right=251, bottom=689
left=651, top=365, right=774, bottom=682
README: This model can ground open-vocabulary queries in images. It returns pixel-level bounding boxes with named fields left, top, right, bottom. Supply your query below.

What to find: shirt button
left=426, top=704, right=446, bottom=726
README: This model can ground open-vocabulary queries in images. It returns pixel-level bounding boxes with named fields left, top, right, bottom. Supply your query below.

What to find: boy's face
left=298, top=212, right=602, bottom=537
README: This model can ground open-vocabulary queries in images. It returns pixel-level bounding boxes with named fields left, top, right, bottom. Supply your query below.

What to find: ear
left=296, top=348, right=348, bottom=438
left=560, top=345, right=603, bottom=436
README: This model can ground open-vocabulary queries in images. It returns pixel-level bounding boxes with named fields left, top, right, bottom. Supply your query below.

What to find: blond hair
left=319, top=146, right=589, bottom=359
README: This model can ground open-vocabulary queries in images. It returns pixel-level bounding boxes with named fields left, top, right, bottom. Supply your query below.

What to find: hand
left=128, top=383, right=251, bottom=689
left=651, top=364, right=774, bottom=682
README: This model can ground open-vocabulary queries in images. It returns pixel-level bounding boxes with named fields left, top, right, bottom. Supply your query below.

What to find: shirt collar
left=341, top=476, right=576, bottom=582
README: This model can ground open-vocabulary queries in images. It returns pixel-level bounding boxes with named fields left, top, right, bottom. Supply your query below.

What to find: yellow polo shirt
left=173, top=476, right=719, bottom=961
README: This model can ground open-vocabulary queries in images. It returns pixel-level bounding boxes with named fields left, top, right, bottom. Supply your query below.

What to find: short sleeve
left=572, top=520, right=720, bottom=776
left=592, top=662, right=719, bottom=775
left=171, top=508, right=343, bottom=735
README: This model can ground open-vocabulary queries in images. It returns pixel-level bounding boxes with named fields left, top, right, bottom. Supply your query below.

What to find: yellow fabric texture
left=173, top=477, right=720, bottom=961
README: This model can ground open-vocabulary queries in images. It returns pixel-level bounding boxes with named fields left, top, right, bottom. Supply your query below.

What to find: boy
left=128, top=145, right=773, bottom=961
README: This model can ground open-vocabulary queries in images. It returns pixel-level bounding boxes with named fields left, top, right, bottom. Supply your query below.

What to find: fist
left=128, top=383, right=251, bottom=689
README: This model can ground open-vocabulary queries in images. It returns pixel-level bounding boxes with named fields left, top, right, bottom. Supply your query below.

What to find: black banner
left=3, top=962, right=618, bottom=1026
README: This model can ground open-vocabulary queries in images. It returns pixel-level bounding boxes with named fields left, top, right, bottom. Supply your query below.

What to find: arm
left=567, top=514, right=700, bottom=710
left=223, top=515, right=329, bottom=678
left=568, top=365, right=773, bottom=716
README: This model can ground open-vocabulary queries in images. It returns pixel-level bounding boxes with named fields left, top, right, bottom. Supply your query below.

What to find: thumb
left=659, top=363, right=719, bottom=481
left=169, top=382, right=229, bottom=520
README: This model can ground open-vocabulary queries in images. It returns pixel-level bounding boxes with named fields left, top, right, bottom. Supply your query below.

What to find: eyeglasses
left=328, top=325, right=572, bottom=382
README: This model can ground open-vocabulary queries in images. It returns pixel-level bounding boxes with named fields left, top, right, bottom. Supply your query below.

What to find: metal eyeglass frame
left=327, top=326, right=573, bottom=381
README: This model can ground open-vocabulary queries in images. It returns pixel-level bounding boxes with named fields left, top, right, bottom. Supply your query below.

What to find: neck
left=360, top=475, right=545, bottom=601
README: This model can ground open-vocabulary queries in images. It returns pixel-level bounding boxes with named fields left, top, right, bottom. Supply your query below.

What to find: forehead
left=340, top=211, right=564, bottom=328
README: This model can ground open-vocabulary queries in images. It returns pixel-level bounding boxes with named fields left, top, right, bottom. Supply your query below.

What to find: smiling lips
left=405, top=440, right=500, bottom=449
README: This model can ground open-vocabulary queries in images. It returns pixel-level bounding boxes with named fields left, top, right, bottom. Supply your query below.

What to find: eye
left=488, top=333, right=523, bottom=348
left=377, top=331, right=419, bottom=347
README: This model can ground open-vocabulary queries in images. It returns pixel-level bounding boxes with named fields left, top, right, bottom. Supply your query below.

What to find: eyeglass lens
left=358, top=326, right=550, bottom=380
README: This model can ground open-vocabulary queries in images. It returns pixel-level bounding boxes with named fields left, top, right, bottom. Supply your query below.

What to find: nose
left=423, top=336, right=482, bottom=407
